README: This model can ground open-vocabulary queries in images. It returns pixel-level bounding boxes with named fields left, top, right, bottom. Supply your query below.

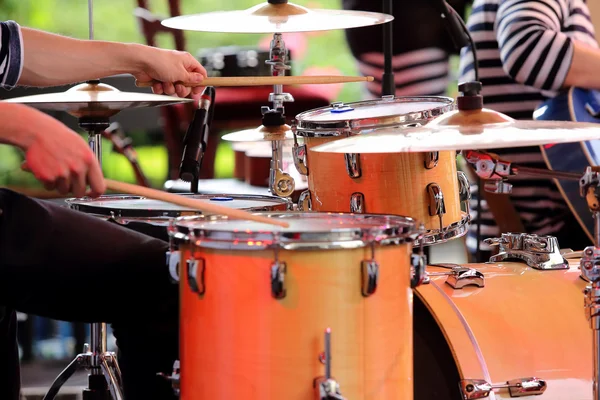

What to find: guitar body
left=534, top=87, right=600, bottom=242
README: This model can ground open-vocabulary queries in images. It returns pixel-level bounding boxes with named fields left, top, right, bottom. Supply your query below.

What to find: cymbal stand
left=580, top=167, right=600, bottom=400
left=264, top=29, right=295, bottom=198
left=44, top=117, right=125, bottom=400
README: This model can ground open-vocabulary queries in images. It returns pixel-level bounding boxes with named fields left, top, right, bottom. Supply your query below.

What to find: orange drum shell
left=416, top=260, right=592, bottom=399
left=304, top=136, right=461, bottom=231
left=179, top=244, right=414, bottom=400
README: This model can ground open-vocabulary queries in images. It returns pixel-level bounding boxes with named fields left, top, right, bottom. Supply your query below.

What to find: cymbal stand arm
left=79, top=117, right=111, bottom=167
left=463, top=150, right=582, bottom=195
left=580, top=167, right=600, bottom=400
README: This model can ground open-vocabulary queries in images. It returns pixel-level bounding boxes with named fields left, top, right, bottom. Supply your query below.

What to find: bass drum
left=414, top=260, right=592, bottom=400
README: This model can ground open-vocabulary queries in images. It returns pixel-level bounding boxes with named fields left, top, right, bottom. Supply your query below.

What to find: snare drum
left=170, top=212, right=419, bottom=400
left=293, top=96, right=470, bottom=245
left=67, top=194, right=291, bottom=241
left=414, top=259, right=591, bottom=399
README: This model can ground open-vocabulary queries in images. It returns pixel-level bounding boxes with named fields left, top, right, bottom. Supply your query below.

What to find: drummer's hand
left=20, top=122, right=106, bottom=198
left=133, top=46, right=208, bottom=98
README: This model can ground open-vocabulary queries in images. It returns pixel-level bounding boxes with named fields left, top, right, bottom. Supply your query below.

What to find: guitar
left=533, top=87, right=600, bottom=242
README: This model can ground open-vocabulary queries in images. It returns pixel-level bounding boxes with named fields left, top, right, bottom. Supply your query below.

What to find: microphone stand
left=381, top=0, right=394, bottom=96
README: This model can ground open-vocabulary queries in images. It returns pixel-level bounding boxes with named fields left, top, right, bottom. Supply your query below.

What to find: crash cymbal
left=3, top=81, right=192, bottom=118
left=161, top=0, right=393, bottom=33
left=310, top=114, right=600, bottom=153
left=222, top=125, right=294, bottom=142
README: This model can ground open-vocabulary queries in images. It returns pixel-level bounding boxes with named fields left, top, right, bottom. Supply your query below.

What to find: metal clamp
left=166, top=250, right=180, bottom=283
left=484, top=233, right=569, bottom=270
left=187, top=258, right=206, bottom=296
left=350, top=192, right=365, bottom=214
left=298, top=190, right=312, bottom=211
left=424, top=151, right=439, bottom=169
left=426, top=183, right=446, bottom=230
left=426, top=263, right=484, bottom=289
left=460, top=377, right=547, bottom=399
left=314, top=329, right=345, bottom=400
left=344, top=153, right=361, bottom=179
left=292, top=141, right=309, bottom=176
left=464, top=150, right=514, bottom=194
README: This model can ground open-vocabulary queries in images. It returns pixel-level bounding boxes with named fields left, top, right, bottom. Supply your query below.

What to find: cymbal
left=310, top=115, right=600, bottom=153
left=3, top=81, right=192, bottom=118
left=161, top=1, right=393, bottom=33
left=222, top=125, right=294, bottom=142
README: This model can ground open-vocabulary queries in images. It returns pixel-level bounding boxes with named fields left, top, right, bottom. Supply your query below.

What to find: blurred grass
left=0, top=0, right=364, bottom=188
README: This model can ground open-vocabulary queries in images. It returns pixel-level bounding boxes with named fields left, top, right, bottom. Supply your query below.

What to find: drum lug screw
left=424, top=152, right=439, bottom=169
left=426, top=183, right=446, bottom=231
left=270, top=261, right=287, bottom=299
left=187, top=258, right=206, bottom=297
left=350, top=193, right=365, bottom=214
left=298, top=190, right=312, bottom=211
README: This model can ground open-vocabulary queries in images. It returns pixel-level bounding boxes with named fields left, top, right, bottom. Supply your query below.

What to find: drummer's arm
left=495, top=0, right=600, bottom=91
left=3, top=21, right=207, bottom=97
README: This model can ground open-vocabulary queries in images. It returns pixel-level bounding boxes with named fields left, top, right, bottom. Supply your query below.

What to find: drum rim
left=65, top=193, right=292, bottom=219
left=293, top=95, right=456, bottom=137
left=169, top=211, right=419, bottom=250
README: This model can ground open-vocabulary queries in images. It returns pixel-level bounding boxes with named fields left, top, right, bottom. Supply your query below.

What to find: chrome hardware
left=344, top=153, right=361, bottom=178
left=270, top=140, right=295, bottom=197
left=268, top=92, right=294, bottom=104
left=271, top=261, right=287, bottom=299
left=460, top=377, right=547, bottom=399
left=187, top=258, right=206, bottom=296
left=350, top=193, right=365, bottom=214
left=484, top=179, right=513, bottom=194
left=361, top=243, right=379, bottom=296
left=426, top=183, right=446, bottom=230
left=156, top=360, right=180, bottom=397
left=484, top=233, right=569, bottom=270
left=298, top=190, right=312, bottom=211
left=381, top=94, right=395, bottom=101
left=457, top=171, right=471, bottom=202
left=582, top=246, right=600, bottom=282
left=314, top=328, right=345, bottom=400
left=425, top=263, right=485, bottom=289
left=266, top=33, right=294, bottom=111
left=464, top=150, right=511, bottom=180
left=424, top=151, right=439, bottom=169
left=166, top=250, right=180, bottom=283
left=292, top=143, right=309, bottom=176
left=413, top=213, right=471, bottom=247
left=411, top=223, right=427, bottom=288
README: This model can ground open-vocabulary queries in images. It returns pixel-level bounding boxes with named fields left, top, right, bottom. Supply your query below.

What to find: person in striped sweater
left=342, top=0, right=473, bottom=97
left=458, top=0, right=598, bottom=257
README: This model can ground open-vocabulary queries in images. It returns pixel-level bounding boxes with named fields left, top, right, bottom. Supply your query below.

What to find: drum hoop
left=416, top=213, right=471, bottom=247
left=293, top=96, right=456, bottom=137
left=66, top=194, right=292, bottom=219
left=170, top=212, right=419, bottom=250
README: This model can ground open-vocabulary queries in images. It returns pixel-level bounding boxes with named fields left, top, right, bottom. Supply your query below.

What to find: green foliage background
left=0, top=0, right=368, bottom=188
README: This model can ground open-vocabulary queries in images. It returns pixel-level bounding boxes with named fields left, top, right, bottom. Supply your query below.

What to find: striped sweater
left=458, top=0, right=598, bottom=252
left=0, top=21, right=23, bottom=89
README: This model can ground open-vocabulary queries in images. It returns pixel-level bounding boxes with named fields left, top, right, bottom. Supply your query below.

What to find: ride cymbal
left=222, top=125, right=294, bottom=142
left=310, top=116, right=600, bottom=153
left=3, top=81, right=192, bottom=118
left=161, top=1, right=393, bottom=33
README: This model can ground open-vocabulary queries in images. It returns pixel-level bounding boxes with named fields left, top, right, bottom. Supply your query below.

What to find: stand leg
left=42, top=354, right=86, bottom=400
left=101, top=355, right=124, bottom=400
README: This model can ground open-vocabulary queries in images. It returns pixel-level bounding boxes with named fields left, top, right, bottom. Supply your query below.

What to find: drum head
left=171, top=211, right=417, bottom=250
left=294, top=96, right=455, bottom=136
left=67, top=194, right=290, bottom=218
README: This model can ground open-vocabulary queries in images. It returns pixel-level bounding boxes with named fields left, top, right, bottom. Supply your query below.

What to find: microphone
left=432, top=0, right=470, bottom=50
left=179, top=86, right=216, bottom=193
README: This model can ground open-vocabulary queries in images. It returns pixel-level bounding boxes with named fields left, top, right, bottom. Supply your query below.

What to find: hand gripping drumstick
left=105, top=179, right=290, bottom=228
left=136, top=75, right=374, bottom=88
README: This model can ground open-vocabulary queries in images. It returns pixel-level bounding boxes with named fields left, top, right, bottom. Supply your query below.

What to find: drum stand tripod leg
left=42, top=322, right=124, bottom=400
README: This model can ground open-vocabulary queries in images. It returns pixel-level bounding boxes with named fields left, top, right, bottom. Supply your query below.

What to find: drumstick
left=135, top=75, right=374, bottom=88
left=104, top=179, right=290, bottom=228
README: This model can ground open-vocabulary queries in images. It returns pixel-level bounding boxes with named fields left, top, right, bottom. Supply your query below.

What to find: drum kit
left=6, top=0, right=600, bottom=399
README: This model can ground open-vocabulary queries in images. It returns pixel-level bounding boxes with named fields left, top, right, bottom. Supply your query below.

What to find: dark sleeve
left=0, top=21, right=23, bottom=89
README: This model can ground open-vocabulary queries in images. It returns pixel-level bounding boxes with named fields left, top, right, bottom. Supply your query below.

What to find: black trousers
left=0, top=189, right=179, bottom=400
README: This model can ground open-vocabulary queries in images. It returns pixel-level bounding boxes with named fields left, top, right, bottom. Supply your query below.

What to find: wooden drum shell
left=304, top=136, right=461, bottom=231
left=178, top=243, right=414, bottom=400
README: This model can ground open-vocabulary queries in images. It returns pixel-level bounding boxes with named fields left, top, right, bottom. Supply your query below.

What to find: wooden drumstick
left=104, top=179, right=290, bottom=228
left=135, top=75, right=374, bottom=88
